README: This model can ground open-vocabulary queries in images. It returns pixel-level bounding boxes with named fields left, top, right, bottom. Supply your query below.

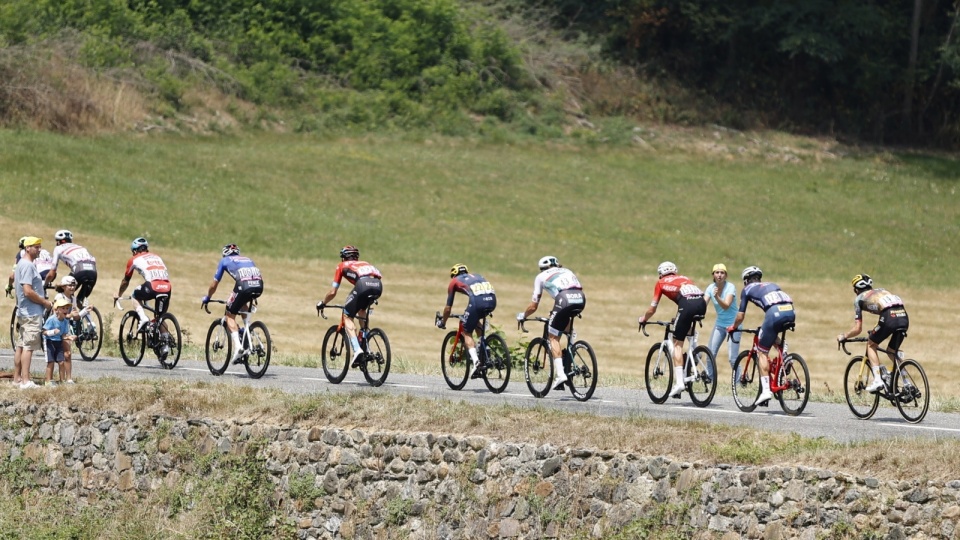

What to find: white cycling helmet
left=55, top=229, right=73, bottom=243
left=657, top=261, right=677, bottom=278
left=741, top=266, right=763, bottom=283
left=538, top=255, right=559, bottom=271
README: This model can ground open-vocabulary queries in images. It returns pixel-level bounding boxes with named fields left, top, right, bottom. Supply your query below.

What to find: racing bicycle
left=115, top=295, right=182, bottom=369
left=731, top=323, right=810, bottom=415
left=838, top=336, right=929, bottom=423
left=436, top=311, right=511, bottom=393
left=318, top=303, right=391, bottom=387
left=518, top=315, right=597, bottom=401
left=204, top=299, right=272, bottom=379
left=641, top=317, right=717, bottom=407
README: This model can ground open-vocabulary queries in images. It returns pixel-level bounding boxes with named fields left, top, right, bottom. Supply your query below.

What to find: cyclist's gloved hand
left=201, top=295, right=209, bottom=308
left=726, top=325, right=736, bottom=334
left=836, top=334, right=845, bottom=343
left=316, top=301, right=325, bottom=311
left=435, top=319, right=445, bottom=329
left=4, top=285, right=12, bottom=298
left=638, top=316, right=645, bottom=325
left=516, top=312, right=525, bottom=322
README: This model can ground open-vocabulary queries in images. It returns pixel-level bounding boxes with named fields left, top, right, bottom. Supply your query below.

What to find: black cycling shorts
left=548, top=289, right=586, bottom=337
left=870, top=307, right=909, bottom=349
left=672, top=295, right=706, bottom=341
left=344, top=278, right=382, bottom=317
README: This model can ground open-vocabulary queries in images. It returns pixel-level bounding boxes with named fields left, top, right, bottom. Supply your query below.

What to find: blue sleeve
left=213, top=259, right=228, bottom=281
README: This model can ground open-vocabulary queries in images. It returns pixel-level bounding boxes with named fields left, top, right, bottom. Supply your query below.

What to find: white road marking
left=880, top=423, right=960, bottom=433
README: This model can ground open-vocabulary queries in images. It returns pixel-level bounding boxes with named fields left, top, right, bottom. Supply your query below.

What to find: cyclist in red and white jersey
left=114, top=238, right=173, bottom=353
left=316, top=245, right=383, bottom=366
left=837, top=273, right=909, bottom=393
left=517, top=255, right=585, bottom=390
left=46, top=229, right=99, bottom=307
left=638, top=261, right=707, bottom=398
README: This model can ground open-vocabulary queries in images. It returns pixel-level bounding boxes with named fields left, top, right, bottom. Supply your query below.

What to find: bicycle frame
left=641, top=317, right=716, bottom=407
left=839, top=335, right=929, bottom=423
left=739, top=331, right=791, bottom=394
left=642, top=319, right=702, bottom=380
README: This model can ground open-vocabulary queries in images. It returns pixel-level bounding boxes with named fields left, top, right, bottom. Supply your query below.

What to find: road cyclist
left=727, top=266, right=796, bottom=407
left=316, top=245, right=383, bottom=369
left=436, top=264, right=497, bottom=380
left=45, top=229, right=99, bottom=308
left=201, top=243, right=265, bottom=365
left=638, top=261, right=708, bottom=399
left=517, top=255, right=586, bottom=391
left=114, top=237, right=174, bottom=359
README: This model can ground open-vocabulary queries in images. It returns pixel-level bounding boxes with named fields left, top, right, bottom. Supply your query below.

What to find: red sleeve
left=123, top=257, right=136, bottom=279
left=331, top=262, right=345, bottom=285
left=651, top=279, right=664, bottom=304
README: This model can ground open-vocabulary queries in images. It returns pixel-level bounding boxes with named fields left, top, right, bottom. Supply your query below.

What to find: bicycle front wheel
left=440, top=331, right=469, bottom=390
left=843, top=357, right=879, bottom=419
left=644, top=343, right=672, bottom=404
left=75, top=306, right=103, bottom=361
left=362, top=328, right=391, bottom=387
left=732, top=350, right=760, bottom=413
left=481, top=333, right=511, bottom=394
left=244, top=321, right=272, bottom=380
left=118, top=311, right=145, bottom=367
left=205, top=319, right=231, bottom=376
left=568, top=340, right=598, bottom=402
left=687, top=345, right=717, bottom=407
left=777, top=352, right=809, bottom=416
left=157, top=313, right=182, bottom=369
left=893, top=359, right=929, bottom=424
left=524, top=337, right=553, bottom=398
left=321, top=326, right=349, bottom=384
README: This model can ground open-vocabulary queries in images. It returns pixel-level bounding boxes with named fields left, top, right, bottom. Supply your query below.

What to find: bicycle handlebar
left=838, top=336, right=868, bottom=355
left=317, top=303, right=345, bottom=320
left=517, top=316, right=548, bottom=333
left=203, top=299, right=227, bottom=314
left=114, top=296, right=134, bottom=310
left=638, top=320, right=671, bottom=337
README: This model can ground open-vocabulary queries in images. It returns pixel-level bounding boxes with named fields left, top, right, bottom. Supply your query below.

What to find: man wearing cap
left=13, top=237, right=53, bottom=389
left=704, top=263, right=740, bottom=380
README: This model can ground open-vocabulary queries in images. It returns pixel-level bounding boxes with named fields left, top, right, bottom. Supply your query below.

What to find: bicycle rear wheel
left=732, top=350, right=760, bottom=413
left=321, top=326, right=349, bottom=384
left=893, top=359, right=929, bottom=423
left=687, top=345, right=717, bottom=407
left=244, top=321, right=272, bottom=379
left=205, top=319, right=231, bottom=376
left=777, top=353, right=809, bottom=416
left=157, top=313, right=182, bottom=369
left=118, top=311, right=145, bottom=367
left=568, top=341, right=598, bottom=402
left=75, top=306, right=103, bottom=361
left=524, top=337, right=552, bottom=398
left=481, top=333, right=511, bottom=394
left=440, top=331, right=468, bottom=390
left=644, top=343, right=672, bottom=404
left=843, top=357, right=879, bottom=419
left=362, top=328, right=391, bottom=387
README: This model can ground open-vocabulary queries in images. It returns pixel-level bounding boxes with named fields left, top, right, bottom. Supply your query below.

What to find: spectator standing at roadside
left=704, top=263, right=740, bottom=379
left=13, top=237, right=53, bottom=389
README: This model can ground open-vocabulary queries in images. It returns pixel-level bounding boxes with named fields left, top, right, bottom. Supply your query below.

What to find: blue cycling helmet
left=131, top=237, right=149, bottom=253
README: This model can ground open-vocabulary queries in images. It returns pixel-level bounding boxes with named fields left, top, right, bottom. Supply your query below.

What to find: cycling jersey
left=738, top=282, right=793, bottom=313
left=447, top=273, right=496, bottom=333
left=17, top=249, right=54, bottom=275
left=124, top=252, right=171, bottom=292
left=51, top=243, right=97, bottom=273
left=214, top=255, right=263, bottom=287
left=649, top=275, right=703, bottom=306
left=854, top=288, right=904, bottom=320
left=331, top=260, right=381, bottom=288
left=739, top=282, right=795, bottom=352
left=531, top=268, right=582, bottom=302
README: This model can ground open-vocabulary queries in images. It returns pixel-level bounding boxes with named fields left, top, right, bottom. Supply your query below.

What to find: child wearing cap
left=42, top=298, right=75, bottom=386
left=53, top=275, right=82, bottom=383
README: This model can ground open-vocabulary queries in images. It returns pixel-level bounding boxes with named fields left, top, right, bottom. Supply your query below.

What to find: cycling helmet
left=131, top=237, right=149, bottom=253
left=54, top=229, right=73, bottom=243
left=222, top=243, right=240, bottom=257
left=741, top=266, right=763, bottom=283
left=851, top=273, right=873, bottom=293
left=657, top=261, right=677, bottom=278
left=450, top=264, right=469, bottom=278
left=538, top=255, right=559, bottom=271
left=340, top=245, right=359, bottom=260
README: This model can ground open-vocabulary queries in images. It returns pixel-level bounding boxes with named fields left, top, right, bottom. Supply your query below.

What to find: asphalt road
left=3, top=349, right=958, bottom=444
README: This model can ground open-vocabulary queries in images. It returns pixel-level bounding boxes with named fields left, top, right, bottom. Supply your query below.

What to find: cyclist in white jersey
left=517, top=255, right=586, bottom=390
left=114, top=238, right=173, bottom=355
left=45, top=229, right=99, bottom=307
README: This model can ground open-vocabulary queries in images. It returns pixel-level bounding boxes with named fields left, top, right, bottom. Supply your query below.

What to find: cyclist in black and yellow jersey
left=437, top=264, right=497, bottom=378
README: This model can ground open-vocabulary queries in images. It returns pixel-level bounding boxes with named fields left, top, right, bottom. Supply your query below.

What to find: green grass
left=1, top=129, right=958, bottom=287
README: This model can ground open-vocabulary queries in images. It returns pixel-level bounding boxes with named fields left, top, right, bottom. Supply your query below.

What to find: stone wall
left=1, top=402, right=958, bottom=539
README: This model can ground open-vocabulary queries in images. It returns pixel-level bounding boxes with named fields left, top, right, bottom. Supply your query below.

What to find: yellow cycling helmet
left=450, top=264, right=469, bottom=278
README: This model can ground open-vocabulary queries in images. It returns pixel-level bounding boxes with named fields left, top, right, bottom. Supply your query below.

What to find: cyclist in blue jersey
left=517, top=255, right=585, bottom=390
left=201, top=244, right=264, bottom=363
left=727, top=266, right=796, bottom=406
left=437, top=264, right=497, bottom=379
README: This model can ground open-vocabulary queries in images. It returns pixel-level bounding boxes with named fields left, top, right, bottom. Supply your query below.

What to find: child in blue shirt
left=43, top=298, right=75, bottom=386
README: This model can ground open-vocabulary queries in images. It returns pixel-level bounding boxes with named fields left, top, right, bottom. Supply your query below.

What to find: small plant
left=288, top=472, right=326, bottom=510
left=386, top=496, right=414, bottom=526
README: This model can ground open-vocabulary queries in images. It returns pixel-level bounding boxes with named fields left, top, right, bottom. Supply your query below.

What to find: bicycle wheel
left=75, top=306, right=103, bottom=361
left=568, top=340, right=598, bottom=402
left=157, top=313, right=182, bottom=369
left=777, top=353, right=810, bottom=416
left=481, top=333, right=511, bottom=394
left=843, top=357, right=879, bottom=419
left=321, top=325, right=349, bottom=384
left=644, top=343, right=672, bottom=404
left=732, top=350, right=760, bottom=413
left=9, top=306, right=16, bottom=350
left=362, top=328, right=391, bottom=387
left=205, top=319, right=231, bottom=376
left=687, top=345, right=717, bottom=407
left=118, top=311, right=145, bottom=367
left=243, top=321, right=272, bottom=380
left=441, top=331, right=469, bottom=390
left=524, top=337, right=553, bottom=398
left=893, top=360, right=929, bottom=424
